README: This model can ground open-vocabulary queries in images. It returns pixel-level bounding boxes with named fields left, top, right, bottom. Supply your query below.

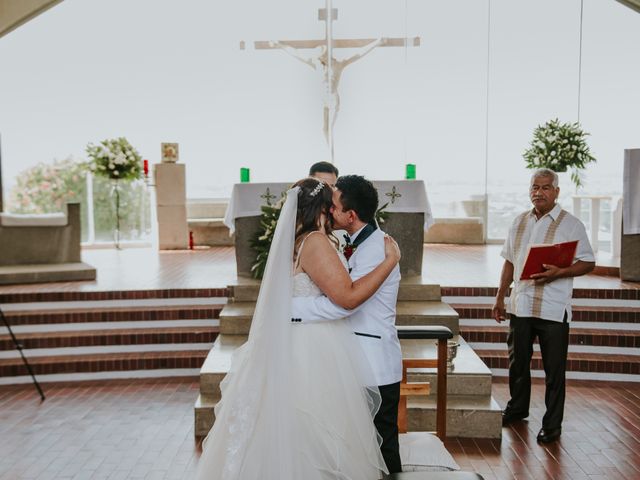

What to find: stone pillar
left=621, top=149, right=640, bottom=281
left=381, top=212, right=424, bottom=277
left=0, top=132, right=3, bottom=212
left=154, top=163, right=188, bottom=250
left=235, top=216, right=262, bottom=278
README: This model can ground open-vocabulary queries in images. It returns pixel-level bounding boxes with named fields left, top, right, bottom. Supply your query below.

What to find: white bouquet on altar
left=86, top=137, right=143, bottom=181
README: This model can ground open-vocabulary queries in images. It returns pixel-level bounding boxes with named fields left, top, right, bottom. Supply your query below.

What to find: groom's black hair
left=335, top=175, right=378, bottom=225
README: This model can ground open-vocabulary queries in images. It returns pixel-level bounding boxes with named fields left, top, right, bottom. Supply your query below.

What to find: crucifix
left=241, top=0, right=420, bottom=162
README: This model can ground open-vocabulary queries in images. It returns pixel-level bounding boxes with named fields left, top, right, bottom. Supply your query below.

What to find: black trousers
left=505, top=314, right=570, bottom=429
left=374, top=381, right=402, bottom=474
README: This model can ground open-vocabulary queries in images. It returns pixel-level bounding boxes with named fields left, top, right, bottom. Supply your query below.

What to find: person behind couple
left=309, top=160, right=339, bottom=188
left=292, top=175, right=403, bottom=474
left=493, top=168, right=595, bottom=444
left=195, top=176, right=400, bottom=480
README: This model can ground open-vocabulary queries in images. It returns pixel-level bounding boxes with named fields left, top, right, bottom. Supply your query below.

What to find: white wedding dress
left=195, top=188, right=387, bottom=480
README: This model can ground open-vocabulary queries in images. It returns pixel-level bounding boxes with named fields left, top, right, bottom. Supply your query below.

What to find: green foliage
left=249, top=197, right=390, bottom=280
left=523, top=118, right=596, bottom=189
left=86, top=137, right=143, bottom=181
left=7, top=157, right=150, bottom=242
left=8, top=156, right=88, bottom=214
left=249, top=197, right=285, bottom=280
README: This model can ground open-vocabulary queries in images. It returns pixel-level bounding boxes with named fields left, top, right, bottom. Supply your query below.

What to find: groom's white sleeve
left=291, top=251, right=381, bottom=322
left=291, top=295, right=360, bottom=322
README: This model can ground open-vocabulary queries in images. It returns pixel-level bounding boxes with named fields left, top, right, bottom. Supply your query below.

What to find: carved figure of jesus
left=269, top=38, right=386, bottom=157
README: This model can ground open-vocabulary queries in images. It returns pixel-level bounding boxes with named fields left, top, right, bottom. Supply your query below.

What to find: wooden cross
left=260, top=188, right=277, bottom=206
left=241, top=0, right=420, bottom=162
left=385, top=186, right=402, bottom=204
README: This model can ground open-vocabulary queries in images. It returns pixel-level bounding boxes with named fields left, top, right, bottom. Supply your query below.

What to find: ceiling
left=1, top=0, right=639, bottom=40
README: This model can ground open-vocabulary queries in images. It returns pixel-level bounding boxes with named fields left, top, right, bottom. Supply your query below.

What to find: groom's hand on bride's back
left=384, top=235, right=401, bottom=263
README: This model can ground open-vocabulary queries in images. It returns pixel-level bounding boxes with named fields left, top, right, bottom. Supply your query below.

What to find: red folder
left=520, top=240, right=578, bottom=280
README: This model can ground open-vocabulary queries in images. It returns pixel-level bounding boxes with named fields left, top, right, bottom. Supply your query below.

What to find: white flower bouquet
left=86, top=137, right=143, bottom=181
left=523, top=118, right=596, bottom=189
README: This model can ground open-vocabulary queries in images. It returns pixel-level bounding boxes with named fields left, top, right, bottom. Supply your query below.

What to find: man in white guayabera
left=492, top=168, right=595, bottom=444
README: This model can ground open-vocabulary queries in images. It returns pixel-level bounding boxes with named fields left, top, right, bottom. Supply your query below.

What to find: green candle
left=240, top=167, right=250, bottom=183
left=405, top=164, right=416, bottom=180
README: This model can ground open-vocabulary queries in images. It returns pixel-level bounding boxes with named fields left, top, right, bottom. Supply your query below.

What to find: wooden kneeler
left=396, top=326, right=453, bottom=440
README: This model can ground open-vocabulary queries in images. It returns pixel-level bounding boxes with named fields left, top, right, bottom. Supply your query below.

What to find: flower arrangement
left=86, top=137, right=143, bottom=181
left=523, top=118, right=596, bottom=189
left=85, top=137, right=143, bottom=247
left=249, top=197, right=389, bottom=280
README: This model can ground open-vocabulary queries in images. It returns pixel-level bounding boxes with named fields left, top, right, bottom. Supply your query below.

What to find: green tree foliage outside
left=7, top=157, right=150, bottom=243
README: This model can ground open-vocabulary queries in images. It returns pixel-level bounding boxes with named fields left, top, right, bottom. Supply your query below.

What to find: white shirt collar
left=530, top=203, right=562, bottom=221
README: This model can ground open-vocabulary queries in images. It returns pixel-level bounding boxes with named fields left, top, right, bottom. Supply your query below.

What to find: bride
left=195, top=177, right=401, bottom=480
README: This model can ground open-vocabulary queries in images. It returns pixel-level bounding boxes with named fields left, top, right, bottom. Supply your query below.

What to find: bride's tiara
left=309, top=181, right=325, bottom=197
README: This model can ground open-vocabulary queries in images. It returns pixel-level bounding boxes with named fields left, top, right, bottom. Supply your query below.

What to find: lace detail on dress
left=222, top=394, right=258, bottom=479
left=293, top=273, right=322, bottom=298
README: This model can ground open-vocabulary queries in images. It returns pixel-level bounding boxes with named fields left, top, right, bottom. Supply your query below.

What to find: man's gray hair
left=530, top=168, right=559, bottom=188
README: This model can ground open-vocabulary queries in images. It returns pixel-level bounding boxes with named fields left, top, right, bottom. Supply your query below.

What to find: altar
left=224, top=180, right=434, bottom=277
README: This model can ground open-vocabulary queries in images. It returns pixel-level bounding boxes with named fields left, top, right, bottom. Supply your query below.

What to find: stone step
left=407, top=395, right=502, bottom=439
left=194, top=335, right=500, bottom=438
left=199, top=334, right=248, bottom=396
left=229, top=276, right=442, bottom=303
left=452, top=303, right=640, bottom=323
left=398, top=277, right=442, bottom=301
left=196, top=391, right=502, bottom=439
left=0, top=262, right=96, bottom=286
left=441, top=286, right=640, bottom=300
left=476, top=349, right=640, bottom=375
left=460, top=324, right=640, bottom=348
left=0, top=326, right=219, bottom=351
left=402, top=338, right=491, bottom=396
left=396, top=301, right=459, bottom=335
left=0, top=349, right=210, bottom=377
left=0, top=288, right=229, bottom=304
left=2, top=304, right=223, bottom=326
left=219, top=300, right=459, bottom=336
left=218, top=303, right=254, bottom=335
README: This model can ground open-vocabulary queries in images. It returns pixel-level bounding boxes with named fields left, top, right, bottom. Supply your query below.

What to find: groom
left=292, top=175, right=403, bottom=474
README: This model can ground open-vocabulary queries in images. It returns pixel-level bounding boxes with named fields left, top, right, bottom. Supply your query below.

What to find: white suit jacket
left=291, top=228, right=402, bottom=386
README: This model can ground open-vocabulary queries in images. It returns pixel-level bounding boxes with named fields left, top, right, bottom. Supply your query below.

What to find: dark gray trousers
left=505, top=313, right=570, bottom=429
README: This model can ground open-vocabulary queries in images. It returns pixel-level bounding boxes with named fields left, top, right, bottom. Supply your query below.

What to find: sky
left=0, top=0, right=639, bottom=210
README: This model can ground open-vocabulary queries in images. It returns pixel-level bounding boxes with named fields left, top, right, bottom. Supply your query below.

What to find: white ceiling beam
left=0, top=0, right=63, bottom=39
left=615, top=0, right=640, bottom=14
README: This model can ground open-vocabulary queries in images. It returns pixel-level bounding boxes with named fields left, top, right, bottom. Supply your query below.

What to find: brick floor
left=1, top=379, right=638, bottom=479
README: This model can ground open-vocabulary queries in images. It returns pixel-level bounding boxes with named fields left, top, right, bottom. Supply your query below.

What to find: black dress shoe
left=501, top=410, right=528, bottom=426
left=537, top=427, right=561, bottom=443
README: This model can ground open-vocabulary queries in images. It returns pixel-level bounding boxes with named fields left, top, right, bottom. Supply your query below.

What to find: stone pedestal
left=154, top=163, right=188, bottom=250
left=621, top=227, right=640, bottom=281
left=621, top=149, right=640, bottom=281
left=234, top=216, right=262, bottom=277
left=382, top=212, right=424, bottom=276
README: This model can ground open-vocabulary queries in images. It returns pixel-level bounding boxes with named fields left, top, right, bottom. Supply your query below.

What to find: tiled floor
left=0, top=245, right=636, bottom=296
left=1, top=378, right=638, bottom=479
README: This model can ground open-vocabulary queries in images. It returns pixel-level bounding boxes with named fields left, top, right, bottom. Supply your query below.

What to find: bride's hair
left=292, top=177, right=336, bottom=260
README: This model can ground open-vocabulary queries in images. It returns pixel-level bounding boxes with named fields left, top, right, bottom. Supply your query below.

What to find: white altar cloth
left=223, top=180, right=434, bottom=234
